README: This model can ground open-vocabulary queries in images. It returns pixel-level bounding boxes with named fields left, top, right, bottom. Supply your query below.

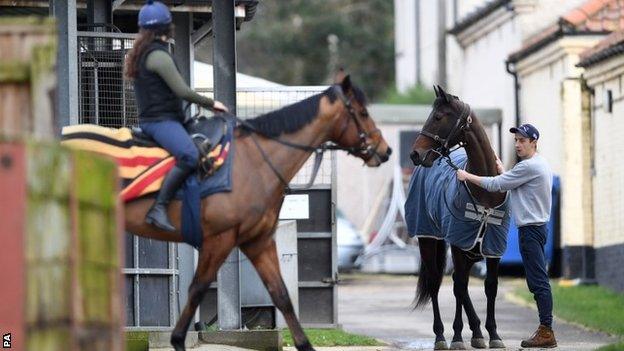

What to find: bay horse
left=407, top=86, right=508, bottom=350
left=124, top=73, right=391, bottom=351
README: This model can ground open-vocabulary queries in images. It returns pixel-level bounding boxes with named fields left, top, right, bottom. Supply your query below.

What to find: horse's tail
left=414, top=239, right=446, bottom=308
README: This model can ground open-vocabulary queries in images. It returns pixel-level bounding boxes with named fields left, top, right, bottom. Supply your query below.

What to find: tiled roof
left=577, top=30, right=624, bottom=67
left=507, top=0, right=624, bottom=63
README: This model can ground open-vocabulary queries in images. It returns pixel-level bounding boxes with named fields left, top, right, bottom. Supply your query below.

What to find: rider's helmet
left=138, top=0, right=172, bottom=29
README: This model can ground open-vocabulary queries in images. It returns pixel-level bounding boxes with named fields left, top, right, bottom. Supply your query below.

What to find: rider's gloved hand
left=212, top=100, right=229, bottom=113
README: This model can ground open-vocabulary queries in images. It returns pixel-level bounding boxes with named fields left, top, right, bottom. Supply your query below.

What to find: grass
left=125, top=331, right=149, bottom=351
left=514, top=281, right=624, bottom=349
left=282, top=328, right=385, bottom=347
left=513, top=282, right=624, bottom=336
left=596, top=341, right=624, bottom=351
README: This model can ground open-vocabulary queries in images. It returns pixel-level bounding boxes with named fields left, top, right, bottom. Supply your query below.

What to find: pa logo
left=2, top=333, right=10, bottom=348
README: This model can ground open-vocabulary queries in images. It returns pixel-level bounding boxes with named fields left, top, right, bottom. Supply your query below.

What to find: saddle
left=131, top=115, right=228, bottom=178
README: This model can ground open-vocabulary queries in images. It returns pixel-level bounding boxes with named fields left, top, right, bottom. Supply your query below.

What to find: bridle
left=419, top=101, right=473, bottom=159
left=235, top=84, right=383, bottom=193
left=418, top=100, right=481, bottom=216
left=332, top=85, right=383, bottom=163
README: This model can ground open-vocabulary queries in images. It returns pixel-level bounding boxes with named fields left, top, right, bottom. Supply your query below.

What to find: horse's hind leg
left=170, top=230, right=236, bottom=351
left=242, top=239, right=315, bottom=351
left=484, top=257, right=505, bottom=348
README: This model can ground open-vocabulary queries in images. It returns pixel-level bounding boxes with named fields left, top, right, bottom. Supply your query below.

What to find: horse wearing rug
left=407, top=86, right=509, bottom=350
left=63, top=73, right=392, bottom=351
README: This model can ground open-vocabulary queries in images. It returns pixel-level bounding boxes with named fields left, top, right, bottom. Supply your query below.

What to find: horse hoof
left=471, top=337, right=487, bottom=349
left=170, top=333, right=186, bottom=351
left=450, top=341, right=466, bottom=350
left=434, top=340, right=449, bottom=350
left=489, top=339, right=506, bottom=349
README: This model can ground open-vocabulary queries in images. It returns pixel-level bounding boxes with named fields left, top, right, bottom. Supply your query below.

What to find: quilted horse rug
left=405, top=149, right=511, bottom=258
left=61, top=119, right=235, bottom=249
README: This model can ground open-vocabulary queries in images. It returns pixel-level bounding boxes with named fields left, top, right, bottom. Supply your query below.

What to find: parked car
left=337, top=212, right=365, bottom=271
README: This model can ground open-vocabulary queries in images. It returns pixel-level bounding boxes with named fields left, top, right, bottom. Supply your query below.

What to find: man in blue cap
left=457, top=124, right=556, bottom=348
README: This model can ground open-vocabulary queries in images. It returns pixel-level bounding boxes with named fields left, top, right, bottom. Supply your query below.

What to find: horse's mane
left=239, top=85, right=367, bottom=137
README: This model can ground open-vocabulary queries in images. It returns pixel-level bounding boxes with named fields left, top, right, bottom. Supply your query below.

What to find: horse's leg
left=242, top=239, right=315, bottom=351
left=416, top=238, right=447, bottom=350
left=449, top=246, right=471, bottom=350
left=170, top=230, right=236, bottom=351
left=484, top=257, right=505, bottom=349
left=458, top=255, right=486, bottom=349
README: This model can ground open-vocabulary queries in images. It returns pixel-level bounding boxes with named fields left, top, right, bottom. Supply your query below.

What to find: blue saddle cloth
left=175, top=116, right=236, bottom=249
left=404, top=149, right=510, bottom=257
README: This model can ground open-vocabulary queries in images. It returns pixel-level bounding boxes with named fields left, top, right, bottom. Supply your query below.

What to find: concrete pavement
left=337, top=274, right=617, bottom=350
left=152, top=274, right=617, bottom=350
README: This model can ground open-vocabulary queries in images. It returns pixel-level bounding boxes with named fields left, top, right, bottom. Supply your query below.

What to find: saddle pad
left=404, top=149, right=511, bottom=257
left=61, top=123, right=233, bottom=202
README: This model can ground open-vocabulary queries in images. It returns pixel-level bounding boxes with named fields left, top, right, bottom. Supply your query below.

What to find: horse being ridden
left=124, top=73, right=392, bottom=351
left=407, top=86, right=509, bottom=350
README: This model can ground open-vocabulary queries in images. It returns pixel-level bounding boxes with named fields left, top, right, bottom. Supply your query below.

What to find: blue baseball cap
left=510, top=124, right=539, bottom=140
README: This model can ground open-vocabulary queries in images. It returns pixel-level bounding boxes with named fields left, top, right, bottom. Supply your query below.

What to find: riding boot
left=145, top=164, right=193, bottom=232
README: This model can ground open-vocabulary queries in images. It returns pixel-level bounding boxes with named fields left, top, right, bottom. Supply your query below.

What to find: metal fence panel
left=77, top=32, right=137, bottom=127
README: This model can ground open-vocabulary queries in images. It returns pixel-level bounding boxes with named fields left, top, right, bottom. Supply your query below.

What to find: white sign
left=279, top=194, right=309, bottom=219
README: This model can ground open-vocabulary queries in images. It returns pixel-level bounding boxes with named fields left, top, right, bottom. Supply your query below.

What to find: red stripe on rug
left=122, top=157, right=175, bottom=202
left=116, top=155, right=164, bottom=167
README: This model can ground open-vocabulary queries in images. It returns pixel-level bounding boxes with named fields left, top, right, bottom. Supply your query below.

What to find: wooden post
left=0, top=17, right=57, bottom=138
left=0, top=17, right=124, bottom=351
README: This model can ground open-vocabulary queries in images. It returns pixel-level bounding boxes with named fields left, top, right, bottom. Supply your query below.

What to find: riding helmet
left=138, top=0, right=172, bottom=29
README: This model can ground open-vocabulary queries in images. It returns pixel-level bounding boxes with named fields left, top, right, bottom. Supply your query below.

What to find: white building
left=577, top=31, right=624, bottom=292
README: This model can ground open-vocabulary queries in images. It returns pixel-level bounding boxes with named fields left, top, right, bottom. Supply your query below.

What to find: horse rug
left=404, top=149, right=510, bottom=257
left=61, top=119, right=235, bottom=249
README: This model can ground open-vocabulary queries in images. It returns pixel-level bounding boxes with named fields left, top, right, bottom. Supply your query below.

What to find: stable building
left=577, top=30, right=624, bottom=292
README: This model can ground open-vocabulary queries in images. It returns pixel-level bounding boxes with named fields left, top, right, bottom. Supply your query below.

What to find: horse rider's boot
left=145, top=164, right=193, bottom=232
left=520, top=325, right=557, bottom=348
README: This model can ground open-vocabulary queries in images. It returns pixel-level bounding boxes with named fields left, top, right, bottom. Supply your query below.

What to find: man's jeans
left=519, top=224, right=553, bottom=327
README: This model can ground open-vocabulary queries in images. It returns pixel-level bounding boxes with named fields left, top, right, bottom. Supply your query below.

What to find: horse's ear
left=341, top=74, right=352, bottom=92
left=437, top=85, right=450, bottom=103
left=334, top=68, right=347, bottom=84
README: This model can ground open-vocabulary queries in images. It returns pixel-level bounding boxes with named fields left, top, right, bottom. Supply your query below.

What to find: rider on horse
left=125, top=0, right=228, bottom=232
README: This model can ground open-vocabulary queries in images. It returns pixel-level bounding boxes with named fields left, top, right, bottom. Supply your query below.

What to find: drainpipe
left=505, top=60, right=521, bottom=163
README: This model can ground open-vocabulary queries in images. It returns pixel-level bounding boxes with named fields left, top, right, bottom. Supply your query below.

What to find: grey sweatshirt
left=480, top=153, right=552, bottom=227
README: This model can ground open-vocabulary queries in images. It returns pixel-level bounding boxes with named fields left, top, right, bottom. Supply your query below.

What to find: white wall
left=516, top=36, right=603, bottom=249
left=418, top=0, right=440, bottom=88
left=517, top=53, right=565, bottom=173
left=394, top=0, right=418, bottom=93
left=451, top=16, right=521, bottom=166
left=585, top=57, right=624, bottom=249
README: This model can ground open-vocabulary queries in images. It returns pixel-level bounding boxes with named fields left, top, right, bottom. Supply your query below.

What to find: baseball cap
left=510, top=123, right=539, bottom=140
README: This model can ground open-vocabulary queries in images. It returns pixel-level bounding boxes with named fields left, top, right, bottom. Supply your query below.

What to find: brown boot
left=521, top=325, right=557, bottom=348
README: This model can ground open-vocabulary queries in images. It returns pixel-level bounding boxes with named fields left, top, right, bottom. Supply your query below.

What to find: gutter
left=505, top=60, right=520, bottom=162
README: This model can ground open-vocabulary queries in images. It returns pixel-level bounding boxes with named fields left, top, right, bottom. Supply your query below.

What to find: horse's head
left=328, top=72, right=392, bottom=167
left=410, top=85, right=472, bottom=167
